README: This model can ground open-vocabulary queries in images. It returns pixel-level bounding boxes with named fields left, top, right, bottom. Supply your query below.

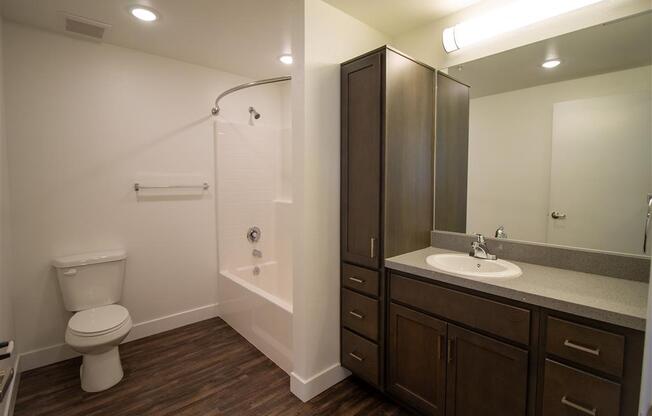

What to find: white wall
left=467, top=65, right=651, bottom=243
left=2, top=21, right=281, bottom=363
left=290, top=0, right=390, bottom=401
left=392, top=0, right=651, bottom=69
left=0, top=15, right=18, bottom=416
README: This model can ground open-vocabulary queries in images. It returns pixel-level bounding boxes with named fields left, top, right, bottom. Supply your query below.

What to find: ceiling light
left=541, top=59, right=561, bottom=69
left=130, top=7, right=158, bottom=22
left=279, top=54, right=293, bottom=65
left=442, top=0, right=606, bottom=53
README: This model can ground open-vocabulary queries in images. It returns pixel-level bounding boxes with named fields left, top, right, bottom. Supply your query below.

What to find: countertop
left=385, top=247, right=648, bottom=331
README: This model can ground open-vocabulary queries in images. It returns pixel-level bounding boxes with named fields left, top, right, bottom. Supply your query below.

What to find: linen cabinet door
left=341, top=52, right=382, bottom=269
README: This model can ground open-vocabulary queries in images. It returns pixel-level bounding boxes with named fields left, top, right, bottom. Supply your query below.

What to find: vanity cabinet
left=340, top=46, right=435, bottom=387
left=384, top=270, right=644, bottom=416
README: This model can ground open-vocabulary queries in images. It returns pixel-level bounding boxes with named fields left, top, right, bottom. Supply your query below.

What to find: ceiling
left=324, top=0, right=481, bottom=36
left=2, top=0, right=294, bottom=79
left=448, top=12, right=652, bottom=98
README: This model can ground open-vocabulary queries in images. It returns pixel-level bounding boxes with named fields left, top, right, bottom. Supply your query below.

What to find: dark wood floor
left=15, top=317, right=411, bottom=416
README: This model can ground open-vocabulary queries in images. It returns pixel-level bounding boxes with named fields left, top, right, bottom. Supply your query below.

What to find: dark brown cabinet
left=340, top=46, right=435, bottom=387
left=446, top=325, right=528, bottom=416
left=341, top=52, right=382, bottom=270
left=435, top=73, right=469, bottom=234
left=384, top=271, right=644, bottom=416
left=388, top=303, right=447, bottom=416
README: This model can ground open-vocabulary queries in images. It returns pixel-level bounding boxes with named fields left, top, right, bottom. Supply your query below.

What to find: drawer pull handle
left=349, top=352, right=364, bottom=362
left=561, top=396, right=596, bottom=416
left=564, top=339, right=600, bottom=356
left=349, top=311, right=364, bottom=319
left=348, top=277, right=365, bottom=284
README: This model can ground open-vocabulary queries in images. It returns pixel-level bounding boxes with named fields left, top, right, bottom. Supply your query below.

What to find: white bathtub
left=218, top=260, right=293, bottom=374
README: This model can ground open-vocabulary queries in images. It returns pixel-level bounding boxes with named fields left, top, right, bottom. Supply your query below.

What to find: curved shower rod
left=211, top=75, right=291, bottom=116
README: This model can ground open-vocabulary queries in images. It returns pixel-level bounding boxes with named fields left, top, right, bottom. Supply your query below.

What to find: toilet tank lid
left=52, top=249, right=127, bottom=268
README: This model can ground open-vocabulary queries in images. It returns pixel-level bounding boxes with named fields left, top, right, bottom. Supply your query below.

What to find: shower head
left=249, top=107, right=261, bottom=120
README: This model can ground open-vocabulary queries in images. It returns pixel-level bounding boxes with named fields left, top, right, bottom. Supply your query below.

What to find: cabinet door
left=446, top=325, right=528, bottom=416
left=341, top=53, right=382, bottom=269
left=388, top=303, right=447, bottom=416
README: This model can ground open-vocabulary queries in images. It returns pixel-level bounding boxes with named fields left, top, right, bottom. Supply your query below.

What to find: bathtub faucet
left=252, top=249, right=262, bottom=258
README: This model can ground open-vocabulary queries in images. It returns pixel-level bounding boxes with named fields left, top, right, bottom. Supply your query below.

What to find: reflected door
left=547, top=93, right=652, bottom=254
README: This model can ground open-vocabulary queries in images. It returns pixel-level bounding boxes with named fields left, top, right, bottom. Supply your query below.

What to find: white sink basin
left=426, top=253, right=522, bottom=280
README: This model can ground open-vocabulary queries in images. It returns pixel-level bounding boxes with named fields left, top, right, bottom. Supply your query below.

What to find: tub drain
left=253, top=266, right=261, bottom=276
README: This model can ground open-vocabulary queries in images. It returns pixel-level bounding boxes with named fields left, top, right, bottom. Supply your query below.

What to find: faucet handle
left=474, top=233, right=485, bottom=244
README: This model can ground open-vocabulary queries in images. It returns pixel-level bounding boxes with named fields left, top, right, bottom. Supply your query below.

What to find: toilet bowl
left=52, top=249, right=131, bottom=393
left=65, top=304, right=133, bottom=392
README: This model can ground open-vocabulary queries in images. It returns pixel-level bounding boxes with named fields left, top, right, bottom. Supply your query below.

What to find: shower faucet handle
left=247, top=226, right=261, bottom=243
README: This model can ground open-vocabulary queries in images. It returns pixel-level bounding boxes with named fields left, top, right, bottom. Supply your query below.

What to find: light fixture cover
left=279, top=54, right=293, bottom=65
left=131, top=7, right=158, bottom=22
left=542, top=59, right=561, bottom=68
left=442, top=0, right=605, bottom=53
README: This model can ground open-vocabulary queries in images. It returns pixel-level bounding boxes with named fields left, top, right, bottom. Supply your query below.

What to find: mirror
left=437, top=11, right=652, bottom=257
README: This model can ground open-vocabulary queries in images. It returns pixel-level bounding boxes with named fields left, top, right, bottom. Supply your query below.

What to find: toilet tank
left=52, top=250, right=127, bottom=312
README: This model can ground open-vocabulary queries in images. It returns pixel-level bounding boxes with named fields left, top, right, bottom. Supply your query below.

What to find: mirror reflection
left=438, top=12, right=652, bottom=256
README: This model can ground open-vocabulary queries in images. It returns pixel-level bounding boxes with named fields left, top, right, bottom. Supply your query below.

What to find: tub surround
left=432, top=230, right=651, bottom=283
left=386, top=246, right=647, bottom=331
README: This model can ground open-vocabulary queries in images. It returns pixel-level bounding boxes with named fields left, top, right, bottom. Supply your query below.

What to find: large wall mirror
left=437, top=11, right=652, bottom=257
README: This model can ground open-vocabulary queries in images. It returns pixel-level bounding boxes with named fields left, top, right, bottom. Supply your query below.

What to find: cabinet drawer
left=542, top=359, right=621, bottom=416
left=546, top=317, right=624, bottom=377
left=342, top=328, right=379, bottom=387
left=342, top=263, right=379, bottom=297
left=341, top=288, right=379, bottom=341
left=390, top=273, right=530, bottom=345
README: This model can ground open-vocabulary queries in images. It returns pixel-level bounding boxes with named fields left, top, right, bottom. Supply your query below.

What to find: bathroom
left=0, top=0, right=650, bottom=415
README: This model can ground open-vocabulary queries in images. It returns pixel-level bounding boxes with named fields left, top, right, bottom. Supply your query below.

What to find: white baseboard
left=19, top=303, right=220, bottom=373
left=290, top=363, right=351, bottom=402
left=2, top=356, right=20, bottom=416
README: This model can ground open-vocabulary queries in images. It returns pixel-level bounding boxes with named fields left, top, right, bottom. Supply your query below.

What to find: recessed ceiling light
left=542, top=59, right=561, bottom=69
left=130, top=7, right=158, bottom=22
left=279, top=54, right=293, bottom=65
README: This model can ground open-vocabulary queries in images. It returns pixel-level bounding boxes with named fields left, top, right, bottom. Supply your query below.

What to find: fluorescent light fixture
left=442, top=0, right=605, bottom=53
left=279, top=54, right=293, bottom=65
left=130, top=7, right=158, bottom=22
left=541, top=59, right=561, bottom=68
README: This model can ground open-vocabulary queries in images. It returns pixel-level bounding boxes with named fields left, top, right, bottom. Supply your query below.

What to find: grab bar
left=134, top=183, right=209, bottom=192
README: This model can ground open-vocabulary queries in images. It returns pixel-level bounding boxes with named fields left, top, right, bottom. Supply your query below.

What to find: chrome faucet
left=495, top=225, right=508, bottom=239
left=252, top=249, right=262, bottom=258
left=470, top=234, right=497, bottom=260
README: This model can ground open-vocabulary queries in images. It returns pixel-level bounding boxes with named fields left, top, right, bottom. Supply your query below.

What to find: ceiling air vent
left=61, top=13, right=111, bottom=41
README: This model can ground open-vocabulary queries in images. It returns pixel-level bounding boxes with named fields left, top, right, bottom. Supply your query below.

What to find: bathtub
left=218, top=260, right=293, bottom=374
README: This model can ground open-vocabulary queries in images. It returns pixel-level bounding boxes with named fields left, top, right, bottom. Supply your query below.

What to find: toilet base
left=80, top=346, right=124, bottom=392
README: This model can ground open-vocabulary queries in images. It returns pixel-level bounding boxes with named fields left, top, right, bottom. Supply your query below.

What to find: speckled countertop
left=385, top=247, right=648, bottom=331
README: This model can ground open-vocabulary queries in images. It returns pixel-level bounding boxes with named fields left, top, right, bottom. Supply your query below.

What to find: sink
left=426, top=253, right=522, bottom=280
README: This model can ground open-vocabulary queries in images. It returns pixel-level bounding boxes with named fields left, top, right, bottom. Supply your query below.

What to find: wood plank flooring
left=15, top=317, right=412, bottom=415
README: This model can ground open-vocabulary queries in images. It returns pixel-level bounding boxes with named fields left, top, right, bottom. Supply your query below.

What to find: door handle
left=370, top=237, right=376, bottom=259
left=551, top=211, right=567, bottom=219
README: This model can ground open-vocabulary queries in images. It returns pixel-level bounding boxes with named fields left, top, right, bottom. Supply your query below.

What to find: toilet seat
left=68, top=305, right=130, bottom=337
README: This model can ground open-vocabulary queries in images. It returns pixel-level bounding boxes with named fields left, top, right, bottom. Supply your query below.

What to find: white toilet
left=52, top=249, right=132, bottom=393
